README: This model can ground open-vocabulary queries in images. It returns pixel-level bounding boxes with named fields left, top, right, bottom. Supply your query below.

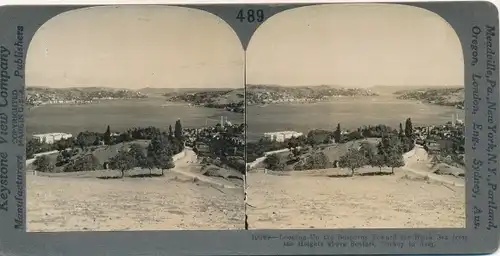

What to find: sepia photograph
left=245, top=4, right=466, bottom=229
left=25, top=6, right=245, bottom=231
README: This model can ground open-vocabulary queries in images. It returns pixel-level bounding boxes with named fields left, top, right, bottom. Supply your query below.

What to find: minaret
left=221, top=116, right=224, bottom=128
left=451, top=113, right=456, bottom=127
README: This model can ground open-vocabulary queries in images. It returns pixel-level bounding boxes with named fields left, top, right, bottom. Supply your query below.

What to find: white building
left=33, top=133, right=73, bottom=144
left=264, top=131, right=303, bottom=142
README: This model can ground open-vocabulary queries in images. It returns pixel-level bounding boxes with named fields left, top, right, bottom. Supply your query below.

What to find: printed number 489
left=236, top=9, right=264, bottom=23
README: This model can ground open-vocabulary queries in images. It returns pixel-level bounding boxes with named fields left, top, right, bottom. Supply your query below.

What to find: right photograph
left=245, top=4, right=466, bottom=229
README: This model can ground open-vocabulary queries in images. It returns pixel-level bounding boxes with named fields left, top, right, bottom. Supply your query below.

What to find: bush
left=264, top=153, right=285, bottom=171
left=33, top=155, right=55, bottom=173
left=294, top=151, right=331, bottom=171
left=63, top=154, right=100, bottom=173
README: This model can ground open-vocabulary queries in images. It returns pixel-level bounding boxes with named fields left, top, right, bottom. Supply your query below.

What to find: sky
left=26, top=6, right=244, bottom=89
left=246, top=4, right=464, bottom=88
left=26, top=4, right=464, bottom=89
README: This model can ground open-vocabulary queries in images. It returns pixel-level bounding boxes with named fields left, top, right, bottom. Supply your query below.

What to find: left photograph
left=25, top=6, right=245, bottom=231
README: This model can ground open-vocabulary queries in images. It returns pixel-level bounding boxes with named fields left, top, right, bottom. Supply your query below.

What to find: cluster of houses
left=26, top=89, right=147, bottom=107
left=413, top=114, right=465, bottom=157
left=263, top=131, right=303, bottom=142
left=182, top=116, right=245, bottom=156
left=32, top=132, right=73, bottom=144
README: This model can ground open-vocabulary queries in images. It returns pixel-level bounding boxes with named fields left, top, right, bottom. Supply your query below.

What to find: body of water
left=27, top=98, right=243, bottom=136
left=246, top=97, right=464, bottom=141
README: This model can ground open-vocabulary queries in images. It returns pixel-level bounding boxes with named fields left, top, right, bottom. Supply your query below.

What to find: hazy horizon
left=25, top=83, right=464, bottom=90
left=246, top=4, right=464, bottom=88
left=26, top=6, right=244, bottom=89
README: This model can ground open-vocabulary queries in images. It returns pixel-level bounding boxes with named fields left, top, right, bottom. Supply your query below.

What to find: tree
left=359, top=141, right=376, bottom=162
left=370, top=154, right=386, bottom=173
left=334, top=123, right=342, bottom=143
left=404, top=118, right=413, bottom=138
left=104, top=125, right=112, bottom=146
left=108, top=150, right=136, bottom=178
left=56, top=150, right=73, bottom=167
left=399, top=123, right=404, bottom=136
left=63, top=154, right=100, bottom=173
left=264, top=153, right=284, bottom=171
left=168, top=125, right=174, bottom=139
left=301, top=151, right=331, bottom=170
left=33, top=155, right=54, bottom=173
left=147, top=134, right=175, bottom=175
left=338, top=149, right=367, bottom=176
left=26, top=138, right=44, bottom=159
left=174, top=119, right=183, bottom=141
left=129, top=143, right=148, bottom=170
left=386, top=152, right=405, bottom=174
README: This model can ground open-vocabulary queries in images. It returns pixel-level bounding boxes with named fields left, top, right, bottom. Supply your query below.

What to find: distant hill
left=25, top=86, right=147, bottom=107
left=393, top=87, right=464, bottom=109
left=138, top=87, right=229, bottom=96
left=370, top=85, right=463, bottom=96
left=164, top=88, right=244, bottom=113
left=245, top=84, right=378, bottom=105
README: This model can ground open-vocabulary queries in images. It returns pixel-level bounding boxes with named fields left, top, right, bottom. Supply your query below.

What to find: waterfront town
left=26, top=87, right=147, bottom=107
left=28, top=116, right=245, bottom=176
left=246, top=113, right=465, bottom=175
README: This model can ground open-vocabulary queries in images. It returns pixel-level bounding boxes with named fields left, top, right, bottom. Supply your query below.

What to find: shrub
left=33, top=155, right=55, bottom=173
left=63, top=154, right=100, bottom=173
left=264, top=153, right=284, bottom=171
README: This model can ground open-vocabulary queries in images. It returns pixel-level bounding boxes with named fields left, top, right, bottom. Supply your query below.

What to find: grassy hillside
left=26, top=86, right=147, bottom=106
left=246, top=84, right=378, bottom=105
left=394, top=87, right=464, bottom=109
left=164, top=88, right=244, bottom=113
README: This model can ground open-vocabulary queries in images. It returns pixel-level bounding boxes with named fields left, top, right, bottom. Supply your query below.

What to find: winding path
left=170, top=148, right=239, bottom=189
left=402, top=145, right=464, bottom=187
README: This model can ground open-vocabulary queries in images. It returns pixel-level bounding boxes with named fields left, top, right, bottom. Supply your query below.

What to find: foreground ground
left=246, top=147, right=465, bottom=229
left=27, top=150, right=244, bottom=232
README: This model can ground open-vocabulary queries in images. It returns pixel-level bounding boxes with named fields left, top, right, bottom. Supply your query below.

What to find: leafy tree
left=76, top=132, right=100, bottom=150
left=300, top=151, right=331, bottom=170
left=405, top=118, right=413, bottom=138
left=334, top=123, right=342, bottom=143
left=264, top=153, right=284, bottom=171
left=174, top=119, right=183, bottom=141
left=377, top=135, right=405, bottom=174
left=26, top=138, right=44, bottom=159
left=359, top=141, right=376, bottom=162
left=338, top=148, right=367, bottom=176
left=346, top=130, right=364, bottom=141
left=63, top=154, right=100, bottom=173
left=287, top=137, right=299, bottom=151
left=386, top=152, right=405, bottom=174
left=33, top=155, right=54, bottom=173
left=370, top=154, right=386, bottom=173
left=56, top=150, right=73, bottom=167
left=129, top=143, right=149, bottom=173
left=108, top=150, right=136, bottom=178
left=54, top=138, right=74, bottom=151
left=93, top=137, right=101, bottom=146
left=307, top=129, right=332, bottom=146
left=168, top=125, right=174, bottom=139
left=103, top=125, right=112, bottom=145
left=147, top=134, right=175, bottom=175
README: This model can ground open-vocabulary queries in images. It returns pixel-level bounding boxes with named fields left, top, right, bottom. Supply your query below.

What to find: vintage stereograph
left=0, top=1, right=498, bottom=255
